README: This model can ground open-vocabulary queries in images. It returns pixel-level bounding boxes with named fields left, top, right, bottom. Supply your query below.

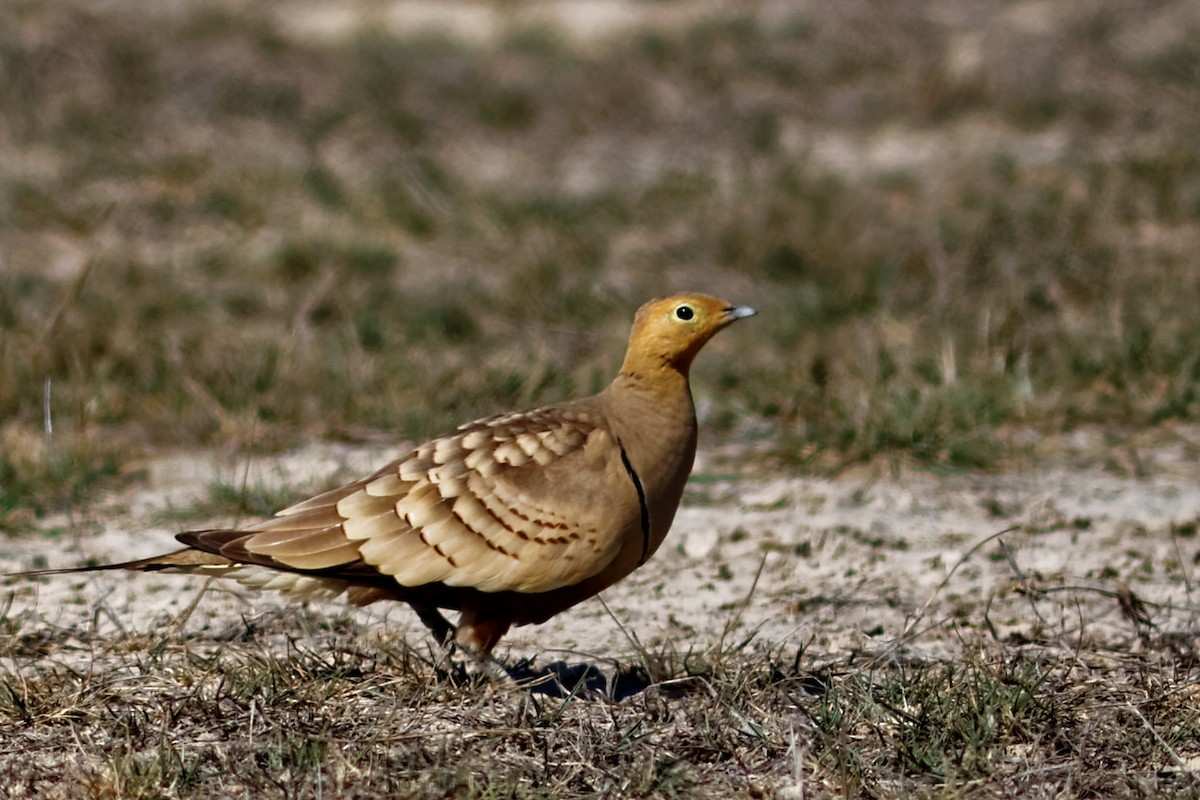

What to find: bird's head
left=620, top=293, right=756, bottom=377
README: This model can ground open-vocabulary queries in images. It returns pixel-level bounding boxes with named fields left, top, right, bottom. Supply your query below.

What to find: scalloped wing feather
left=184, top=403, right=639, bottom=596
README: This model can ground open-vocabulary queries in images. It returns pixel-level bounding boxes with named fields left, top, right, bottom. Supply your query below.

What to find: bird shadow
left=506, top=658, right=654, bottom=700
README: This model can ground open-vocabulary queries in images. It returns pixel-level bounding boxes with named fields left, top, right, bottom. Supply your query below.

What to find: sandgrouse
left=13, top=294, right=755, bottom=676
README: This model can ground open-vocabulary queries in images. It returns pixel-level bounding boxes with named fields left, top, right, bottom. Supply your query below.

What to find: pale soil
left=4, top=426, right=1198, bottom=674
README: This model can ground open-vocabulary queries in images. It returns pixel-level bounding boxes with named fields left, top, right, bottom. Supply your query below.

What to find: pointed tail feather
left=5, top=548, right=235, bottom=578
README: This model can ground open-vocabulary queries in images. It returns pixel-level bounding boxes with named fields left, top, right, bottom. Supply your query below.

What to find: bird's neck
left=604, top=365, right=698, bottom=564
left=610, top=364, right=693, bottom=419
left=616, top=334, right=699, bottom=379
left=605, top=366, right=698, bottom=469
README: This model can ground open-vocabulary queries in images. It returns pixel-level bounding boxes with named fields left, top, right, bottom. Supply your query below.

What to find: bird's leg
left=408, top=602, right=464, bottom=676
left=409, top=602, right=455, bottom=647
left=409, top=603, right=513, bottom=685
left=455, top=611, right=514, bottom=685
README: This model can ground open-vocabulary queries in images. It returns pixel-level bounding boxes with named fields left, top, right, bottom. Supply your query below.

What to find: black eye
left=675, top=305, right=695, bottom=321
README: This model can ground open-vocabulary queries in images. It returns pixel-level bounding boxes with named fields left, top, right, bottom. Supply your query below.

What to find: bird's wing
left=181, top=403, right=643, bottom=594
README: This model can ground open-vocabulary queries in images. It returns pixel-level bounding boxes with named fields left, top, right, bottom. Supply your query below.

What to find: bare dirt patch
left=5, top=429, right=1198, bottom=664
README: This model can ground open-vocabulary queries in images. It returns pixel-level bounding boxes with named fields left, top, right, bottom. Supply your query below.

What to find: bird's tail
left=4, top=548, right=382, bottom=606
left=5, top=548, right=235, bottom=579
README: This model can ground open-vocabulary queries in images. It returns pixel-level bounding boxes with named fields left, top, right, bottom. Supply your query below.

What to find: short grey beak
left=725, top=306, right=757, bottom=320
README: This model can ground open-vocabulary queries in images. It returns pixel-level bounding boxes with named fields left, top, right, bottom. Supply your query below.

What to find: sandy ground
left=3, top=426, right=1198, bottom=674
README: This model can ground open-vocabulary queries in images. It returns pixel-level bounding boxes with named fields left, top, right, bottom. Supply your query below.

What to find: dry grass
left=3, top=0, right=1200, bottom=796
left=1, top=604, right=1198, bottom=799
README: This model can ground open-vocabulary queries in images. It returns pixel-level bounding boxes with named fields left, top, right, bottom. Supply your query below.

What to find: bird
left=9, top=293, right=755, bottom=679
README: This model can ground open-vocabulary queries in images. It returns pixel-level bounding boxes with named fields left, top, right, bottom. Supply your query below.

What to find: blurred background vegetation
left=1, top=0, right=1199, bottom=521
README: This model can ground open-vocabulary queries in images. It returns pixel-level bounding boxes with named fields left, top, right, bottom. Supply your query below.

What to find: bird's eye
left=675, top=305, right=695, bottom=321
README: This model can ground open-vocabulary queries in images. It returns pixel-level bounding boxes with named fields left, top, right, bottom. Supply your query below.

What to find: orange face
left=624, top=294, right=757, bottom=373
